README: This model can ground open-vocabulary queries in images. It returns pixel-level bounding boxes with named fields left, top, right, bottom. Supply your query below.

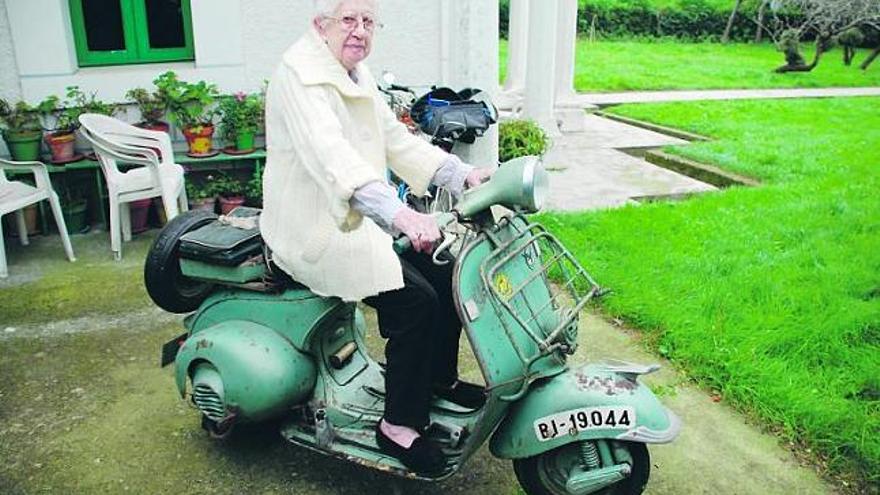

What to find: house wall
left=0, top=0, right=22, bottom=102
left=1, top=0, right=498, bottom=164
left=2, top=0, right=495, bottom=102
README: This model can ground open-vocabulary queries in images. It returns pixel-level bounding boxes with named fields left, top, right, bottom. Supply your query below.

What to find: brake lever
left=432, top=234, right=457, bottom=266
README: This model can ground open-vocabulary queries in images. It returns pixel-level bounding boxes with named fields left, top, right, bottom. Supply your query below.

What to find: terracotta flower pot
left=45, top=132, right=77, bottom=162
left=4, top=204, right=39, bottom=237
left=218, top=195, right=245, bottom=215
left=182, top=125, right=215, bottom=157
left=190, top=197, right=216, bottom=213
left=129, top=198, right=152, bottom=234
left=136, top=121, right=170, bottom=133
left=135, top=121, right=170, bottom=160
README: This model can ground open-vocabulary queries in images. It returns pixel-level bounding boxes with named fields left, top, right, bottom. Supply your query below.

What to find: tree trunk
left=775, top=37, right=828, bottom=73
left=722, top=0, right=744, bottom=44
left=754, top=0, right=768, bottom=43
left=861, top=47, right=880, bottom=70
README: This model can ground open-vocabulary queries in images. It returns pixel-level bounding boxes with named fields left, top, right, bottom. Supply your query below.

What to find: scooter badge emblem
left=494, top=273, right=514, bottom=299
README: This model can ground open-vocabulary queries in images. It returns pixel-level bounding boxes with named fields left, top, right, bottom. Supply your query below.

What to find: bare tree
left=755, top=0, right=880, bottom=72
left=754, top=0, right=770, bottom=42
left=722, top=0, right=745, bottom=43
left=862, top=46, right=880, bottom=70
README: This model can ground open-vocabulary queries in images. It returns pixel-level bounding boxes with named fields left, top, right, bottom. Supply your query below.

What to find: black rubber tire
left=513, top=441, right=650, bottom=495
left=144, top=210, right=218, bottom=313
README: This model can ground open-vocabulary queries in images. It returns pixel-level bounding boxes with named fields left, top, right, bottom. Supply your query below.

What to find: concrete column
left=522, top=0, right=560, bottom=136
left=502, top=0, right=529, bottom=93
left=555, top=0, right=578, bottom=105
left=443, top=0, right=500, bottom=167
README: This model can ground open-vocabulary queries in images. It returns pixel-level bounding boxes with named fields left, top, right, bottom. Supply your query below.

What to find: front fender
left=490, top=361, right=681, bottom=459
left=174, top=320, right=317, bottom=422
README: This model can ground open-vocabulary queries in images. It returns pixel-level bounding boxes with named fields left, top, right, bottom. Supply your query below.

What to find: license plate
left=534, top=406, right=635, bottom=442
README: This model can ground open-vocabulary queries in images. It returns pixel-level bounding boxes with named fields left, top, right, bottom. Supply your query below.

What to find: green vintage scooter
left=145, top=156, right=680, bottom=494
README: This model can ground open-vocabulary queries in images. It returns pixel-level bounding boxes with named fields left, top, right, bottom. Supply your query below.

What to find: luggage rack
left=481, top=216, right=601, bottom=360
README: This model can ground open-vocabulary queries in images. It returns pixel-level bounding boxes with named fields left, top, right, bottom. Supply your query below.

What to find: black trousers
left=363, top=250, right=462, bottom=429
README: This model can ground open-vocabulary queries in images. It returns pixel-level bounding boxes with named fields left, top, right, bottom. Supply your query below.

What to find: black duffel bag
left=410, top=87, right=497, bottom=144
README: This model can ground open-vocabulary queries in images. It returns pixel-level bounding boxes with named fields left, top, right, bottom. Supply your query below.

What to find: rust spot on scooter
left=195, top=339, right=212, bottom=350
left=574, top=372, right=637, bottom=396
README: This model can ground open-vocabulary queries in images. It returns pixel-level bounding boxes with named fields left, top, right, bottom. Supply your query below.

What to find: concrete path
left=578, top=313, right=833, bottom=495
left=573, top=86, right=880, bottom=107
left=542, top=113, right=717, bottom=211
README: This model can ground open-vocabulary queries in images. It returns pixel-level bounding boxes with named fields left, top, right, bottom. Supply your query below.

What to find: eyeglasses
left=325, top=14, right=383, bottom=32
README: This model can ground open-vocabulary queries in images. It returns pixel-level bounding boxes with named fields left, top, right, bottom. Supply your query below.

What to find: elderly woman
left=260, top=0, right=490, bottom=475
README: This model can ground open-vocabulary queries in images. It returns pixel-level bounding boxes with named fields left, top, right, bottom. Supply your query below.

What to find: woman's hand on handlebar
left=392, top=207, right=441, bottom=254
left=465, top=167, right=494, bottom=189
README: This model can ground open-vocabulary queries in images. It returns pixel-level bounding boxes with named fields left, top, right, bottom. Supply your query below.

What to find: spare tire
left=145, top=210, right=218, bottom=313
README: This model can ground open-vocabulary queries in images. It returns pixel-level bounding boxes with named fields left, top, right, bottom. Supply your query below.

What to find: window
left=69, top=0, right=194, bottom=67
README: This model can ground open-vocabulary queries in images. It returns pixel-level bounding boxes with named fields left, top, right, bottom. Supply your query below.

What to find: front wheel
left=513, top=441, right=650, bottom=495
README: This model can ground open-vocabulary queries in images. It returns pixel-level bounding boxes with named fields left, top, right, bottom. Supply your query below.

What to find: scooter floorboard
left=280, top=418, right=463, bottom=481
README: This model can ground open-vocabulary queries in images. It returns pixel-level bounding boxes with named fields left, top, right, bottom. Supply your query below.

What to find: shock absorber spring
left=579, top=441, right=601, bottom=470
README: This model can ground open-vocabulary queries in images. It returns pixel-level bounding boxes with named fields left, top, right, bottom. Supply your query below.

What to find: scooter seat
left=179, top=207, right=263, bottom=266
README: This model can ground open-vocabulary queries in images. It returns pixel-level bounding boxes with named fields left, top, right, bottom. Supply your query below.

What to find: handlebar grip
left=393, top=235, right=412, bottom=254
left=391, top=212, right=457, bottom=255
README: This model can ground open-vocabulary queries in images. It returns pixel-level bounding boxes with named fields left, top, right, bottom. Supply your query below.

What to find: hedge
left=499, top=0, right=791, bottom=43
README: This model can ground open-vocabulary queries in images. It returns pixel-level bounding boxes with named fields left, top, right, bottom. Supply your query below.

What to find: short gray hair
left=313, top=0, right=378, bottom=17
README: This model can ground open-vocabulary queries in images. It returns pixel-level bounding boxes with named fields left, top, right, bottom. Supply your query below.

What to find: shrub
left=501, top=0, right=778, bottom=42
left=498, top=119, right=550, bottom=162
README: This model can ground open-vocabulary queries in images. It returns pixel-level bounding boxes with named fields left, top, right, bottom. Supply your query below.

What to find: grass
left=500, top=39, right=880, bottom=91
left=0, top=230, right=151, bottom=325
left=540, top=97, right=880, bottom=485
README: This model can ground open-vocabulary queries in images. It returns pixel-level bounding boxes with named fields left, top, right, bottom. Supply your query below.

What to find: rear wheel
left=513, top=441, right=650, bottom=495
left=144, top=210, right=217, bottom=313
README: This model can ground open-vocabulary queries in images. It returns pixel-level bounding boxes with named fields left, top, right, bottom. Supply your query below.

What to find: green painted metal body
left=169, top=211, right=678, bottom=478
left=489, top=363, right=680, bottom=459
left=179, top=257, right=266, bottom=284
left=174, top=287, right=345, bottom=422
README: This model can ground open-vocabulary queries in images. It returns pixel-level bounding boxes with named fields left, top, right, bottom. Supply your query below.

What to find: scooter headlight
left=522, top=157, right=549, bottom=213
left=455, top=155, right=551, bottom=218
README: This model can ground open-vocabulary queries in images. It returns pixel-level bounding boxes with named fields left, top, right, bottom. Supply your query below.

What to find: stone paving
left=537, top=87, right=880, bottom=212
left=542, top=113, right=717, bottom=211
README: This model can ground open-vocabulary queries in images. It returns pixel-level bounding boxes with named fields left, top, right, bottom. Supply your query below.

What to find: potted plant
left=218, top=91, right=264, bottom=154
left=155, top=71, right=219, bottom=158
left=55, top=178, right=89, bottom=234
left=37, top=91, right=81, bottom=163
left=126, top=87, right=169, bottom=133
left=37, top=86, right=116, bottom=163
left=498, top=119, right=551, bottom=163
left=0, top=98, right=43, bottom=161
left=211, top=172, right=246, bottom=214
left=245, top=167, right=263, bottom=207
left=186, top=178, right=216, bottom=212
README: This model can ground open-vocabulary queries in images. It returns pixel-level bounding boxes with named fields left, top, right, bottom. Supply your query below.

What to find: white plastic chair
left=0, top=159, right=76, bottom=277
left=78, top=113, right=188, bottom=260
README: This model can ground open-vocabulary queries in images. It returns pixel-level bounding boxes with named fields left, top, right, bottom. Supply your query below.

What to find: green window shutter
left=130, top=0, right=195, bottom=63
left=69, top=0, right=139, bottom=66
left=69, top=0, right=195, bottom=67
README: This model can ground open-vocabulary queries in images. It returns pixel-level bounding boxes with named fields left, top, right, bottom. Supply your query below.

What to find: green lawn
left=541, top=97, right=880, bottom=485
left=500, top=39, right=880, bottom=91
